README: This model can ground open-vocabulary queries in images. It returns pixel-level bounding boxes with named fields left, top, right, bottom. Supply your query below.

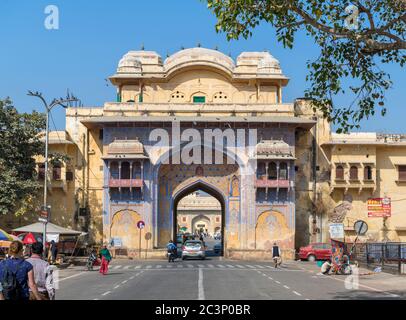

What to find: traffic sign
left=137, top=220, right=145, bottom=229
left=354, top=220, right=368, bottom=235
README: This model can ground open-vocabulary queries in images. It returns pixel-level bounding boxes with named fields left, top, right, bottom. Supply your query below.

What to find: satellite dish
left=354, top=220, right=368, bottom=236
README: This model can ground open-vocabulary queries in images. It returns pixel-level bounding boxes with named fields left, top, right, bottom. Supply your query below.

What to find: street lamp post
left=27, top=91, right=78, bottom=256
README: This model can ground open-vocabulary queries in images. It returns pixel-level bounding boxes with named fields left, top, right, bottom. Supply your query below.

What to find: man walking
left=272, top=242, right=282, bottom=268
left=26, top=242, right=55, bottom=300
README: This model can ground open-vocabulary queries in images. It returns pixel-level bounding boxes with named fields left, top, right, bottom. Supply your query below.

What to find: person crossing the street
left=272, top=242, right=282, bottom=268
left=99, top=244, right=112, bottom=275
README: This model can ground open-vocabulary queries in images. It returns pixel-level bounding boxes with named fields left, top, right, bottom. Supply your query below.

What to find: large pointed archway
left=172, top=180, right=227, bottom=256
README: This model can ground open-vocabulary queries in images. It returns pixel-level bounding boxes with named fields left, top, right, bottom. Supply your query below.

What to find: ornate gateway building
left=3, top=47, right=405, bottom=260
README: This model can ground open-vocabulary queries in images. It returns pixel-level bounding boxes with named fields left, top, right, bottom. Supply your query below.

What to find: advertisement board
left=367, top=197, right=391, bottom=217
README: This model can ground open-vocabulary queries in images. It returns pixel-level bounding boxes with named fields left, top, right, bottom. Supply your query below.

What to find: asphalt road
left=54, top=258, right=405, bottom=300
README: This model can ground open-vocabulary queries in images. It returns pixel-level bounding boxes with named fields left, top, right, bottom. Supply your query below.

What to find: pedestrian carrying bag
left=1, top=260, right=23, bottom=300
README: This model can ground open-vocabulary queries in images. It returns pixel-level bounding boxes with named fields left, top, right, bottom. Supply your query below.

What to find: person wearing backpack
left=0, top=241, right=43, bottom=300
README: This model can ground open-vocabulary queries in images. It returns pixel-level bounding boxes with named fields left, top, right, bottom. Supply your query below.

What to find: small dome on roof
left=257, top=52, right=281, bottom=74
left=117, top=53, right=142, bottom=74
left=164, top=47, right=235, bottom=74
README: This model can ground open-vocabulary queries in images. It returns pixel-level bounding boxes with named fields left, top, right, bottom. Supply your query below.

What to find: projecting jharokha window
left=364, top=166, right=373, bottom=180
left=335, top=165, right=344, bottom=180
left=349, top=166, right=359, bottom=180
left=399, top=165, right=406, bottom=181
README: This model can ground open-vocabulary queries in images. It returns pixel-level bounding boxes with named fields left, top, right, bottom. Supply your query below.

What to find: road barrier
left=347, top=242, right=406, bottom=274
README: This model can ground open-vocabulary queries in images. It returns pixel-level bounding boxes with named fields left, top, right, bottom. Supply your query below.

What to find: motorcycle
left=167, top=248, right=177, bottom=263
left=86, top=251, right=100, bottom=271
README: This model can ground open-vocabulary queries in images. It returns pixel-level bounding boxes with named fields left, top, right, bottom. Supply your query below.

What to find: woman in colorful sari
left=99, top=245, right=112, bottom=275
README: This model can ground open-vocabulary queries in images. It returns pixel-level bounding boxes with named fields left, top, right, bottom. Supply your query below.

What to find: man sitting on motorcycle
left=166, top=240, right=177, bottom=263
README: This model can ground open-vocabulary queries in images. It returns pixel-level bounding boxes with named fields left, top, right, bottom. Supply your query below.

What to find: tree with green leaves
left=206, top=0, right=406, bottom=132
left=0, top=98, right=46, bottom=216
left=0, top=98, right=72, bottom=218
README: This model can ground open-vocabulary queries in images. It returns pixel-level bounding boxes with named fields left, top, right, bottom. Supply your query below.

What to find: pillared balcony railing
left=255, top=177, right=290, bottom=188
left=109, top=178, right=143, bottom=188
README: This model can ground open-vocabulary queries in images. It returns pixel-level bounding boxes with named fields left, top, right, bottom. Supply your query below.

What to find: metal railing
left=347, top=242, right=406, bottom=274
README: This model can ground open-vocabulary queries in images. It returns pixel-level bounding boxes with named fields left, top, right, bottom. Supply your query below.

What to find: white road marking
left=121, top=280, right=128, bottom=284
left=102, top=291, right=111, bottom=296
left=177, top=265, right=183, bottom=268
left=156, top=265, right=162, bottom=269
left=217, top=264, right=225, bottom=268
left=293, top=291, right=302, bottom=296
left=166, top=265, right=173, bottom=268
left=275, top=281, right=281, bottom=284
left=113, top=265, right=121, bottom=270
left=283, top=285, right=290, bottom=289
left=207, top=264, right=214, bottom=268
left=55, top=271, right=86, bottom=283
left=255, top=265, right=265, bottom=269
left=198, top=268, right=205, bottom=300
left=114, top=285, right=120, bottom=289
left=134, top=265, right=141, bottom=269
left=187, top=264, right=194, bottom=268
left=146, top=265, right=152, bottom=269
left=246, top=265, right=256, bottom=268
left=226, top=265, right=235, bottom=268
left=124, top=266, right=131, bottom=270
left=268, top=277, right=273, bottom=280
left=236, top=265, right=245, bottom=268
left=266, top=266, right=274, bottom=269
left=130, top=276, right=135, bottom=280
left=198, top=264, right=205, bottom=268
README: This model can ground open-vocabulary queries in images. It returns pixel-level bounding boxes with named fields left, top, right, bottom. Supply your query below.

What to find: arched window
left=110, top=162, right=119, bottom=179
left=364, top=166, right=372, bottom=180
left=121, top=162, right=131, bottom=179
left=268, top=162, right=277, bottom=180
left=257, top=162, right=266, bottom=179
left=336, top=165, right=344, bottom=180
left=132, top=161, right=142, bottom=179
left=38, top=164, right=45, bottom=180
left=279, top=162, right=288, bottom=180
left=52, top=163, right=61, bottom=180
left=350, top=166, right=358, bottom=180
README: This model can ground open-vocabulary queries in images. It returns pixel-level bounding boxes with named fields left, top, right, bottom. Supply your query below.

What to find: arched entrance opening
left=173, top=182, right=225, bottom=256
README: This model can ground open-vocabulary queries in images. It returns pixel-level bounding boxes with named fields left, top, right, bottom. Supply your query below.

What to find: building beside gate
left=2, top=47, right=406, bottom=259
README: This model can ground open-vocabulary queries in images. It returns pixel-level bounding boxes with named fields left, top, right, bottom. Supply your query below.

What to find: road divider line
left=293, top=291, right=302, bottom=296
left=275, top=281, right=281, bottom=284
left=114, top=285, right=120, bottom=289
left=226, top=265, right=235, bottom=268
left=102, top=291, right=111, bottom=296
left=283, top=285, right=290, bottom=289
left=122, top=280, right=128, bottom=284
left=198, top=268, right=205, bottom=301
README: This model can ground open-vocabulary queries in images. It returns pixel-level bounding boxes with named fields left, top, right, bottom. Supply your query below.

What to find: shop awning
left=13, top=222, right=86, bottom=236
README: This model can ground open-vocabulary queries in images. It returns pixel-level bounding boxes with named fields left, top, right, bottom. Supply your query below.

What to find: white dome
left=257, top=52, right=281, bottom=74
left=164, top=47, right=235, bottom=75
left=117, top=53, right=142, bottom=74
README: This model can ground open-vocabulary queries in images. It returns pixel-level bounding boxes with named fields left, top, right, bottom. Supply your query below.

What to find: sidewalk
left=296, top=260, right=406, bottom=298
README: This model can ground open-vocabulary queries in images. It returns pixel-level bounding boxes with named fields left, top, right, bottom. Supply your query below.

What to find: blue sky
left=0, top=0, right=405, bottom=132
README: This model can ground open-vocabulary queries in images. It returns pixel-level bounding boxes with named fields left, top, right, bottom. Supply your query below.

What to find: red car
left=298, top=243, right=332, bottom=261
